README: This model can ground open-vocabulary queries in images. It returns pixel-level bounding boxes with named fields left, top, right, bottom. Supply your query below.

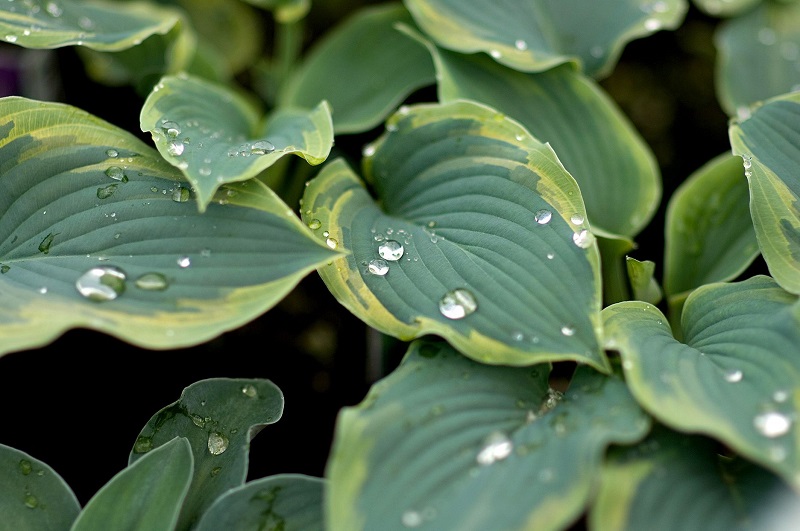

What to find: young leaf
left=729, top=92, right=800, bottom=294
left=626, top=256, right=663, bottom=306
left=603, top=276, right=800, bottom=491
left=0, top=444, right=80, bottom=531
left=590, top=426, right=800, bottom=531
left=0, top=97, right=340, bottom=357
left=278, top=2, right=436, bottom=134
left=195, top=474, right=324, bottom=531
left=663, top=152, right=759, bottom=305
left=302, top=100, right=608, bottom=370
left=0, top=0, right=181, bottom=51
left=72, top=437, right=193, bottom=531
left=326, top=339, right=650, bottom=531
left=140, top=73, right=333, bottom=211
left=693, top=0, right=760, bottom=19
left=404, top=0, right=688, bottom=78
left=129, top=378, right=284, bottom=531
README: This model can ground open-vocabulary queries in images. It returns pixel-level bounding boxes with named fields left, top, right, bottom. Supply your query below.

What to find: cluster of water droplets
left=3, top=0, right=95, bottom=43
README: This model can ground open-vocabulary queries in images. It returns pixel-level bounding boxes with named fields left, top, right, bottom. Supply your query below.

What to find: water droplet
left=167, top=141, right=185, bottom=156
left=570, top=213, right=584, bottom=225
left=135, top=272, right=169, bottom=291
left=560, top=324, right=576, bottom=336
left=161, top=120, right=181, bottom=137
left=754, top=411, right=792, bottom=438
left=774, top=390, right=789, bottom=403
left=24, top=493, right=38, bottom=509
left=514, top=39, right=527, bottom=51
left=177, top=256, right=191, bottom=268
left=211, top=466, right=222, bottom=477
left=307, top=219, right=321, bottom=230
left=191, top=414, right=206, bottom=428
left=19, top=460, right=32, bottom=475
left=534, top=209, right=552, bottom=224
left=644, top=18, right=661, bottom=31
left=75, top=266, right=127, bottom=302
left=378, top=240, right=404, bottom=261
left=362, top=145, right=376, bottom=157
left=439, top=288, right=478, bottom=320
left=1, top=264, right=9, bottom=274
left=105, top=166, right=127, bottom=182
left=242, top=384, right=258, bottom=397
left=546, top=252, right=555, bottom=260
left=723, top=369, right=743, bottom=383
left=326, top=237, right=338, bottom=249
left=402, top=510, right=423, bottom=528
left=538, top=468, right=554, bottom=482
left=742, top=155, right=752, bottom=169
left=96, top=184, right=118, bottom=199
left=511, top=331, right=524, bottom=341
left=250, top=140, right=275, bottom=155
left=38, top=286, right=47, bottom=294
left=476, top=431, right=513, bottom=465
left=172, top=186, right=190, bottom=202
left=368, top=259, right=389, bottom=276
left=572, top=229, right=595, bottom=248
left=5, top=35, right=18, bottom=43
left=207, top=432, right=229, bottom=455
left=769, top=445, right=787, bottom=462
left=490, top=49, right=502, bottom=59
left=134, top=436, right=153, bottom=454
left=590, top=45, right=604, bottom=58
left=105, top=149, right=118, bottom=158
left=758, top=28, right=777, bottom=46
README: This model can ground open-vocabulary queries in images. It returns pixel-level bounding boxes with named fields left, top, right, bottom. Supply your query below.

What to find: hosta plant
left=1, top=0, right=800, bottom=529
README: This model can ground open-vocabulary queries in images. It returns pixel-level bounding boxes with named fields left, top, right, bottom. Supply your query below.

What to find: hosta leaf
left=0, top=444, right=80, bottom=531
left=279, top=3, right=436, bottom=134
left=693, top=0, right=760, bottom=18
left=140, top=73, right=333, bottom=212
left=302, top=100, right=607, bottom=370
left=626, top=256, right=663, bottom=306
left=715, top=1, right=800, bottom=117
left=664, top=152, right=759, bottom=306
left=129, top=378, right=284, bottom=531
left=326, top=339, right=650, bottom=531
left=590, top=426, right=800, bottom=530
left=242, top=0, right=310, bottom=23
left=403, top=0, right=687, bottom=78
left=0, top=96, right=339, bottom=357
left=598, top=234, right=637, bottom=305
left=603, top=276, right=800, bottom=491
left=729, top=92, right=800, bottom=294
left=408, top=37, right=661, bottom=238
left=0, top=0, right=181, bottom=51
left=196, top=474, right=324, bottom=531
left=72, top=437, right=193, bottom=531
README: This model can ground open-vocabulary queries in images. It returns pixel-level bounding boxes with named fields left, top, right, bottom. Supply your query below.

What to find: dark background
left=0, top=3, right=766, bottom=508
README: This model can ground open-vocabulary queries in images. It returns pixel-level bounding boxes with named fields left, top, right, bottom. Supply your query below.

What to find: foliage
left=1, top=0, right=800, bottom=529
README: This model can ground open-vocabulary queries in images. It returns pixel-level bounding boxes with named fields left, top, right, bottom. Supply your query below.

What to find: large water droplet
left=167, top=141, right=185, bottom=156
left=250, top=140, right=275, bottom=155
left=307, top=219, right=321, bottom=230
left=105, top=166, right=127, bottom=182
left=378, top=240, right=404, bottom=261
left=97, top=184, right=118, bottom=199
left=572, top=229, right=595, bottom=248
left=172, top=186, right=190, bottom=202
left=135, top=272, right=169, bottom=291
left=754, top=411, right=792, bottom=438
left=476, top=431, right=513, bottom=465
left=75, top=266, right=127, bottom=302
left=439, top=288, right=477, bottom=319
left=207, top=432, right=229, bottom=455
left=368, top=258, right=389, bottom=276
left=242, top=384, right=258, bottom=398
left=534, top=209, right=552, bottom=224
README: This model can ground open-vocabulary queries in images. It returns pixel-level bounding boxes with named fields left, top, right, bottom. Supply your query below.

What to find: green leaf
left=326, top=339, right=650, bottom=531
left=72, top=437, right=193, bottom=531
left=626, top=256, right=663, bottom=306
left=301, top=100, right=608, bottom=370
left=0, top=444, right=80, bottom=531
left=715, top=1, right=800, bottom=117
left=414, top=41, right=661, bottom=238
left=663, top=152, right=759, bottom=304
left=140, top=73, right=334, bottom=212
left=129, top=378, right=284, bottom=531
left=693, top=0, right=760, bottom=18
left=729, top=93, right=800, bottom=294
left=0, top=96, right=339, bottom=357
left=0, top=0, right=181, bottom=51
left=196, top=474, right=324, bottom=531
left=602, top=276, right=800, bottom=491
left=279, top=3, right=436, bottom=134
left=590, top=426, right=800, bottom=531
left=598, top=234, right=637, bottom=305
left=242, top=0, right=310, bottom=23
left=403, top=0, right=688, bottom=78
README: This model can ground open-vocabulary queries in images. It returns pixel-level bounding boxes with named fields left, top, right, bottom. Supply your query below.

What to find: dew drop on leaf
left=250, top=140, right=274, bottom=155
left=401, top=510, right=423, bottom=528
left=242, top=384, right=258, bottom=397
left=177, top=256, right=191, bottom=268
left=19, top=459, right=32, bottom=475
left=754, top=411, right=792, bottom=438
left=378, top=240, right=404, bottom=261
left=207, top=432, right=229, bottom=455
left=75, top=266, right=127, bottom=302
left=172, top=186, right=190, bottom=203
left=105, top=166, right=127, bottom=182
left=572, top=229, right=595, bottom=248
left=97, top=184, right=118, bottom=199
left=167, top=141, right=185, bottom=156
left=135, top=272, right=169, bottom=291
left=24, top=493, right=38, bottom=509
left=476, top=431, right=513, bottom=465
left=723, top=369, right=743, bottom=383
left=439, top=288, right=477, bottom=319
left=134, top=436, right=153, bottom=454
left=534, top=209, right=552, bottom=224
left=367, top=258, right=389, bottom=276
left=307, top=219, right=322, bottom=230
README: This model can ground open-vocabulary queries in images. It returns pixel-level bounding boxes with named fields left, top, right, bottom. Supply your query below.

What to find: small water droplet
left=546, top=252, right=555, bottom=260
left=538, top=468, right=554, bottom=482
left=490, top=49, right=502, bottom=59
left=754, top=411, right=792, bottom=438
left=570, top=213, right=584, bottom=225
left=307, top=219, right=321, bottom=230
left=242, top=384, right=258, bottom=397
left=723, top=369, right=743, bottom=383
left=24, top=493, right=38, bottom=509
left=769, top=445, right=788, bottom=462
left=368, top=258, right=389, bottom=276
left=560, top=324, right=575, bottom=336
left=105, top=149, right=119, bottom=158
left=210, top=466, right=222, bottom=477
left=177, top=256, right=191, bottom=268
left=167, top=141, right=185, bottom=156
left=511, top=331, right=524, bottom=341
left=75, top=266, right=127, bottom=302
left=534, top=209, right=552, bottom=224
left=326, top=237, right=338, bottom=249
left=758, top=28, right=777, bottom=46
left=134, top=436, right=153, bottom=454
left=773, top=390, right=789, bottom=403
left=439, top=288, right=478, bottom=320
left=476, top=431, right=513, bottom=465
left=19, top=460, right=32, bottom=475
left=378, top=240, right=404, bottom=261
left=207, top=432, right=229, bottom=455
left=742, top=155, right=752, bottom=169
left=590, top=45, right=604, bottom=58
left=105, top=166, right=127, bottom=182
left=644, top=18, right=661, bottom=31
left=96, top=184, right=118, bottom=199
left=572, top=229, right=595, bottom=248
left=172, top=186, right=190, bottom=202
left=402, top=510, right=423, bottom=528
left=38, top=286, right=48, bottom=294
left=1, top=264, right=9, bottom=274
left=5, top=35, right=18, bottom=43
left=160, top=120, right=181, bottom=138
left=362, top=145, right=376, bottom=157
left=514, top=39, right=527, bottom=51
left=135, top=272, right=169, bottom=291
